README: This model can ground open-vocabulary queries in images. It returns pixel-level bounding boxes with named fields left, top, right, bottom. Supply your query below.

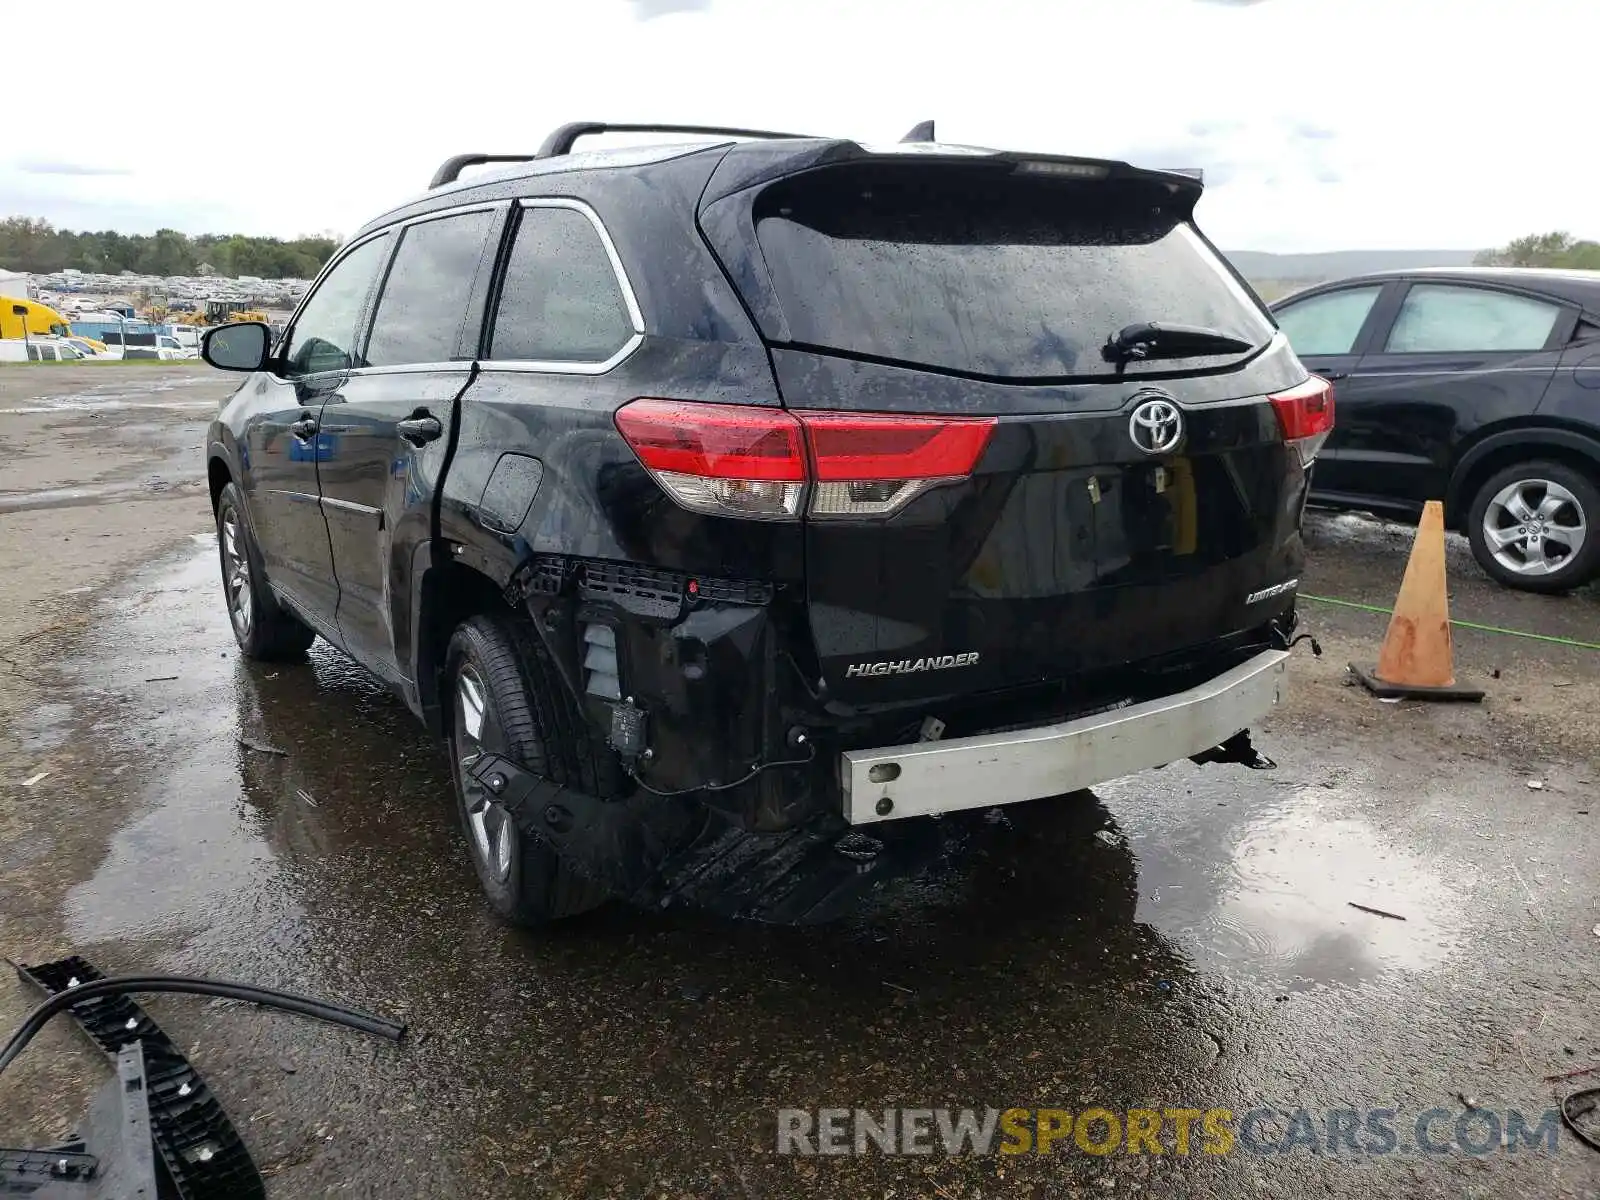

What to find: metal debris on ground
left=1527, top=779, right=1545, bottom=790
left=1347, top=902, right=1407, bottom=921
left=235, top=736, right=286, bottom=756
left=1544, top=1063, right=1600, bottom=1083
left=0, top=955, right=407, bottom=1199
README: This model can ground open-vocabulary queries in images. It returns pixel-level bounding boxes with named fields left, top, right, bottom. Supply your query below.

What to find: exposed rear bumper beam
left=839, top=649, right=1291, bottom=824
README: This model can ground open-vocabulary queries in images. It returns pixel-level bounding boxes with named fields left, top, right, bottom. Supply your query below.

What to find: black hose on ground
left=0, top=974, right=407, bottom=1080
left=1563, top=1087, right=1600, bottom=1153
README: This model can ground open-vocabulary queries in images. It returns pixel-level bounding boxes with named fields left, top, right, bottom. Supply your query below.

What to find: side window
left=281, top=234, right=391, bottom=376
left=1385, top=284, right=1562, bottom=353
left=486, top=205, right=636, bottom=363
left=365, top=209, right=496, bottom=367
left=1273, top=286, right=1382, bottom=357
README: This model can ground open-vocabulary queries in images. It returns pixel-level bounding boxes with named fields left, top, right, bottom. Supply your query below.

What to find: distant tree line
left=0, top=218, right=339, bottom=279
left=1475, top=231, right=1600, bottom=270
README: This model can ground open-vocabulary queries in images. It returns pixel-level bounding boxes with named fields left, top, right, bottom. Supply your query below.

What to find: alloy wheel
left=1481, top=478, right=1587, bottom=576
left=220, top=507, right=254, bottom=637
left=455, top=664, right=515, bottom=882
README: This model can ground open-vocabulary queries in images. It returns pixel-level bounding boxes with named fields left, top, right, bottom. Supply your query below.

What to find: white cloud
left=3, top=0, right=1594, bottom=252
left=627, top=0, right=713, bottom=17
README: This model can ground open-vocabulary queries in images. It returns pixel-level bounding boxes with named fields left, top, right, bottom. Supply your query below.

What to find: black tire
left=1465, top=460, right=1600, bottom=594
left=214, top=482, right=316, bottom=660
left=443, top=613, right=621, bottom=924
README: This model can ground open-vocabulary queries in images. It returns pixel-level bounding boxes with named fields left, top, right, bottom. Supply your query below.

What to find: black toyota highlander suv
left=202, top=121, right=1329, bottom=925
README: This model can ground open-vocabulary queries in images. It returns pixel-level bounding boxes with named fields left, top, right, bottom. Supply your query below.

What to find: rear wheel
left=1465, top=460, right=1600, bottom=593
left=443, top=613, right=617, bottom=925
left=214, top=482, right=315, bottom=660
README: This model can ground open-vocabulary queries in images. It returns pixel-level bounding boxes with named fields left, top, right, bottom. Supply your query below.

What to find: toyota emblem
left=1128, top=397, right=1184, bottom=454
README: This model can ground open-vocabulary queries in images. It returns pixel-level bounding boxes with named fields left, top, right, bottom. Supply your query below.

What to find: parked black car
left=1271, top=268, right=1600, bottom=592
left=202, top=122, right=1326, bottom=924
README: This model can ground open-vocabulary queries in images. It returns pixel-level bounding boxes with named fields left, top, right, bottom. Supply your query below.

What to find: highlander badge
left=845, top=652, right=980, bottom=679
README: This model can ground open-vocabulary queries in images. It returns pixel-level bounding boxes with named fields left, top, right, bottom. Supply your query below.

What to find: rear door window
left=1273, top=286, right=1382, bottom=356
left=750, top=165, right=1273, bottom=379
left=486, top=205, right=637, bottom=365
left=365, top=209, right=496, bottom=367
left=1384, top=284, right=1562, bottom=353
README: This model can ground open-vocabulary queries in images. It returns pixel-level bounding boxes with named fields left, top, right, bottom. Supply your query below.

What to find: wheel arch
left=1446, top=425, right=1600, bottom=528
left=411, top=552, right=521, bottom=737
left=207, top=441, right=236, bottom=512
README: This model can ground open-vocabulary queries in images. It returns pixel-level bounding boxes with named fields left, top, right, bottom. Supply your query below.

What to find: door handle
left=289, top=416, right=318, bottom=440
left=396, top=412, right=443, bottom=446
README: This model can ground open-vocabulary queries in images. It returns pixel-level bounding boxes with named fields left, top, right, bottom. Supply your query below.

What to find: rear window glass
left=487, top=206, right=635, bottom=364
left=752, top=166, right=1272, bottom=379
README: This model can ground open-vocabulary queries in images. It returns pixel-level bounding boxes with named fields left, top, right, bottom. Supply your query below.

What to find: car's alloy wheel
left=219, top=505, right=254, bottom=640
left=1481, top=477, right=1587, bottom=577
left=442, top=614, right=616, bottom=924
left=454, top=664, right=516, bottom=884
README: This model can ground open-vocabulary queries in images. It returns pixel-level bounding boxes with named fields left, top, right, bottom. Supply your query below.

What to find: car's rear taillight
left=1269, top=375, right=1335, bottom=466
left=615, top=399, right=996, bottom=520
left=801, top=411, right=995, bottom=517
left=613, top=399, right=807, bottom=519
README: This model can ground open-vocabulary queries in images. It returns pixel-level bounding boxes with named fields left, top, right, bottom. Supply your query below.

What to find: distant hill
left=1224, top=248, right=1480, bottom=281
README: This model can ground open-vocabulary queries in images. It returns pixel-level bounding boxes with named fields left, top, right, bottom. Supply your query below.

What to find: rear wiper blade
left=1103, top=322, right=1255, bottom=364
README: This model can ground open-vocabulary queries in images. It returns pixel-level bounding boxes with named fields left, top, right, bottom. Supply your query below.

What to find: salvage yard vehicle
left=201, top=121, right=1330, bottom=924
left=1272, top=267, right=1600, bottom=592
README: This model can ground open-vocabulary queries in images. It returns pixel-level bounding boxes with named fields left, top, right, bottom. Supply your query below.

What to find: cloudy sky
left=4, top=0, right=1591, bottom=252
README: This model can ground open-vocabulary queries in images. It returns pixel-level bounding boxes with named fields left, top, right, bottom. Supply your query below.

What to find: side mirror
left=202, top=322, right=272, bottom=372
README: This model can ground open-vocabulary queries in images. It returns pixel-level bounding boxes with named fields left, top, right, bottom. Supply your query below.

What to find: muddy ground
left=1, top=364, right=1597, bottom=1198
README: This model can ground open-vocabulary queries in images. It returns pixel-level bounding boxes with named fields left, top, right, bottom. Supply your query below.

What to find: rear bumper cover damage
left=840, top=648, right=1291, bottom=824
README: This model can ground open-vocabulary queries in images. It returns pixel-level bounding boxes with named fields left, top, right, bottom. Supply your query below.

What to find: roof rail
left=430, top=154, right=542, bottom=189
left=535, top=122, right=812, bottom=159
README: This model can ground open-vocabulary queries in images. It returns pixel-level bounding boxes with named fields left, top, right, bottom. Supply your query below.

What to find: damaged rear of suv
left=203, top=122, right=1329, bottom=924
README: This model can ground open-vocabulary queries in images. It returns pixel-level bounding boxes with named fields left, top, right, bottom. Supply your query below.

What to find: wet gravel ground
left=2, top=534, right=1595, bottom=1198
left=1, top=374, right=1598, bottom=1196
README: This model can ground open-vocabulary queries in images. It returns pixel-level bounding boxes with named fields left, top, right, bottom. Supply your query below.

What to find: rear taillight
left=801, top=411, right=995, bottom=517
left=615, top=399, right=996, bottom=520
left=613, top=400, right=807, bottom=519
left=1269, top=375, right=1335, bottom=466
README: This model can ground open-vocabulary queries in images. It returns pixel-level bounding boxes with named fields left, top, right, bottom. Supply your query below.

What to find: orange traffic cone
left=1350, top=500, right=1484, bottom=701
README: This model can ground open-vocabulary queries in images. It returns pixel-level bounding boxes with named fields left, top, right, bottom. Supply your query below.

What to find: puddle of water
left=1099, top=765, right=1465, bottom=991
left=10, top=699, right=75, bottom=754
left=0, top=401, right=219, bottom=415
left=0, top=372, right=222, bottom=416
left=0, top=478, right=203, bottom=513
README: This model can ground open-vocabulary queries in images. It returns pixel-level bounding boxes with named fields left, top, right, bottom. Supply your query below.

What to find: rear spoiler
left=700, top=142, right=1207, bottom=211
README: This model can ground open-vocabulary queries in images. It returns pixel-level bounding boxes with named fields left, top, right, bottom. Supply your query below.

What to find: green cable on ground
left=1299, top=593, right=1600, bottom=651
